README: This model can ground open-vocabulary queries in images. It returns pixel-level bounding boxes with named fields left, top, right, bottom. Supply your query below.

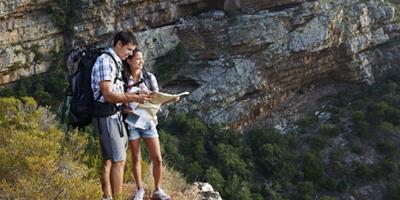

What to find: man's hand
left=126, top=92, right=151, bottom=104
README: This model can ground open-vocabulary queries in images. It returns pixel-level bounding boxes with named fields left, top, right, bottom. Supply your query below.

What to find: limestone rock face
left=191, top=182, right=223, bottom=200
left=0, top=0, right=63, bottom=85
left=171, top=0, right=400, bottom=129
left=0, top=0, right=215, bottom=85
left=222, top=0, right=304, bottom=12
left=1, top=0, right=400, bottom=132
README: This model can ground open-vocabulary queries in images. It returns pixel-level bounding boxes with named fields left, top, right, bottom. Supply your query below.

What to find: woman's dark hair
left=123, top=49, right=142, bottom=75
left=113, top=31, right=138, bottom=47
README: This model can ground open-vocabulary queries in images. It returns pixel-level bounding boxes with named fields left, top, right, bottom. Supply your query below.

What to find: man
left=91, top=31, right=151, bottom=200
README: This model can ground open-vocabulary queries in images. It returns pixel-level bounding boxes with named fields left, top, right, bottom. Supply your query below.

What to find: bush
left=223, top=175, right=253, bottom=200
left=350, top=143, right=364, bottom=155
left=319, top=123, right=339, bottom=137
left=302, top=153, right=323, bottom=181
left=205, top=167, right=225, bottom=192
left=384, top=182, right=400, bottom=200
left=320, top=176, right=338, bottom=191
left=159, top=130, right=185, bottom=170
left=309, top=135, right=329, bottom=152
left=352, top=110, right=370, bottom=138
left=0, top=48, right=67, bottom=110
left=320, top=196, right=338, bottom=200
left=185, top=161, right=203, bottom=181
left=0, top=97, right=100, bottom=199
left=154, top=43, right=188, bottom=84
left=388, top=0, right=400, bottom=22
left=297, top=181, right=315, bottom=200
left=354, top=162, right=374, bottom=180
left=216, top=144, right=249, bottom=178
left=377, top=140, right=399, bottom=159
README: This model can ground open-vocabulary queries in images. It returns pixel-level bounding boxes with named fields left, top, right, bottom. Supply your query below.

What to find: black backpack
left=62, top=47, right=119, bottom=129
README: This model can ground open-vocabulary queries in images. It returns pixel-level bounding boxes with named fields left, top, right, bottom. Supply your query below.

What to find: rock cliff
left=1, top=0, right=400, bottom=130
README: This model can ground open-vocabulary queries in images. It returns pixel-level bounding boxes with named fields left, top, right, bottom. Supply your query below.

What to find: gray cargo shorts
left=92, top=113, right=128, bottom=162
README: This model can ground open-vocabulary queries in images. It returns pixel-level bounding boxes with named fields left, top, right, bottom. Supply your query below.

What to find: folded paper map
left=149, top=91, right=190, bottom=104
left=125, top=91, right=190, bottom=129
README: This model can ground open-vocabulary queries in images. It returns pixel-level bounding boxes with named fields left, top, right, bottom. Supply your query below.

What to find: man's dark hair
left=113, top=31, right=138, bottom=47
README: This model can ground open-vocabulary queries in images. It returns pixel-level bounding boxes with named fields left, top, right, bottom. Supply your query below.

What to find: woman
left=123, top=49, right=173, bottom=200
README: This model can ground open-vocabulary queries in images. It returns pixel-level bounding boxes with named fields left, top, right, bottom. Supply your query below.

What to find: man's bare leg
left=111, top=160, right=126, bottom=198
left=102, top=160, right=113, bottom=198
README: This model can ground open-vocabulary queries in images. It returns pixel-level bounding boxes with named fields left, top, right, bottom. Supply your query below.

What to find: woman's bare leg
left=143, top=137, right=163, bottom=189
left=129, top=139, right=142, bottom=189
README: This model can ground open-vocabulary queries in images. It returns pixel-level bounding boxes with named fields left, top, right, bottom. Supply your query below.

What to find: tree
left=205, top=167, right=225, bottom=192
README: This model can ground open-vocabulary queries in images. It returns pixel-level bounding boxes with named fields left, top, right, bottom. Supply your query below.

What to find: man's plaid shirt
left=91, top=48, right=124, bottom=105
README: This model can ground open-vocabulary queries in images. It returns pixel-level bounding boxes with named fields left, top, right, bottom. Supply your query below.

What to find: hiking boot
left=133, top=188, right=145, bottom=200
left=152, top=188, right=171, bottom=200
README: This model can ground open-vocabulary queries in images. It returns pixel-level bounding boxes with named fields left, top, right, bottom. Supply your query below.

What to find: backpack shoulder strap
left=103, top=52, right=121, bottom=84
left=94, top=52, right=121, bottom=101
left=143, top=71, right=154, bottom=91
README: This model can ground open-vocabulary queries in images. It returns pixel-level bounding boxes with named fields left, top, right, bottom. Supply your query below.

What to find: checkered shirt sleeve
left=91, top=54, right=123, bottom=102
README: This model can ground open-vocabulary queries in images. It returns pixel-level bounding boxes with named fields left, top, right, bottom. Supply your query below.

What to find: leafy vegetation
left=0, top=97, right=100, bottom=199
left=0, top=48, right=68, bottom=110
left=0, top=97, right=200, bottom=200
left=31, top=44, right=43, bottom=64
left=157, top=68, right=400, bottom=199
left=388, top=0, right=400, bottom=22
left=50, top=0, right=78, bottom=37
left=2, top=62, right=400, bottom=199
left=154, top=43, right=188, bottom=84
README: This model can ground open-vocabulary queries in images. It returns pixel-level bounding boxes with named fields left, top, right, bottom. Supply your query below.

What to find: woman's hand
left=138, top=88, right=152, bottom=95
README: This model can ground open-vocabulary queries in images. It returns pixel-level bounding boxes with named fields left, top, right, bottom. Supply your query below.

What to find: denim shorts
left=128, top=123, right=159, bottom=140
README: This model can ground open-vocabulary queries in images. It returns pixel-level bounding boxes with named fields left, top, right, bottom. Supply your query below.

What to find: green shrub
left=320, top=196, right=338, bottom=200
left=297, top=181, right=315, bottom=200
left=350, top=143, right=364, bottom=155
left=31, top=44, right=43, bottom=63
left=50, top=0, right=78, bottom=36
left=302, top=153, right=323, bottom=181
left=388, top=0, right=400, bottom=22
left=352, top=110, right=370, bottom=138
left=217, top=144, right=249, bottom=178
left=320, top=176, right=338, bottom=191
left=205, top=167, right=225, bottom=192
left=185, top=161, right=203, bottom=180
left=377, top=140, right=399, bottom=159
left=354, top=162, right=374, bottom=180
left=154, top=43, right=188, bottom=84
left=296, top=115, right=319, bottom=129
left=223, top=175, right=253, bottom=200
left=309, top=135, right=329, bottom=152
left=376, top=159, right=400, bottom=179
left=319, top=123, right=339, bottom=137
left=384, top=182, right=400, bottom=200
left=159, top=130, right=185, bottom=170
left=0, top=48, right=67, bottom=111
left=0, top=97, right=100, bottom=199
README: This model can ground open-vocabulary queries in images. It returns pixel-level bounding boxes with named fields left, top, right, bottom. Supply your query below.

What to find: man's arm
left=100, top=81, right=150, bottom=104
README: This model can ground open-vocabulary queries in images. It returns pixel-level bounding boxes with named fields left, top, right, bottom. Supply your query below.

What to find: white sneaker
left=133, top=188, right=145, bottom=200
left=152, top=188, right=171, bottom=200
left=101, top=197, right=112, bottom=200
